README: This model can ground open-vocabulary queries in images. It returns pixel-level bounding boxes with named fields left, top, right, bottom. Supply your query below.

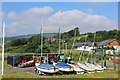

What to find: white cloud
left=47, top=9, right=117, bottom=33
left=5, top=6, right=117, bottom=36
left=7, top=11, right=16, bottom=19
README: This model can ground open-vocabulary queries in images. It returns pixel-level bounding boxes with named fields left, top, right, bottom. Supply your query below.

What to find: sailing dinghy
left=77, top=63, right=95, bottom=73
left=18, top=60, right=34, bottom=68
left=85, top=63, right=104, bottom=72
left=67, top=63, right=84, bottom=74
left=53, top=63, right=74, bottom=73
left=35, top=64, right=59, bottom=75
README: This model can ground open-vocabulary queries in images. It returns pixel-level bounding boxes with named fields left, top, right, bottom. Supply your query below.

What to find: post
left=113, top=50, right=116, bottom=70
left=13, top=55, right=14, bottom=67
left=92, top=50, right=94, bottom=64
left=47, top=53, right=48, bottom=64
left=100, top=51, right=103, bottom=68
left=78, top=52, right=81, bottom=61
left=65, top=43, right=67, bottom=57
left=2, top=22, right=5, bottom=75
left=103, top=50, right=106, bottom=67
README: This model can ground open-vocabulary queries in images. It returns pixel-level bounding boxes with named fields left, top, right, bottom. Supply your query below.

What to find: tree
left=7, top=38, right=28, bottom=46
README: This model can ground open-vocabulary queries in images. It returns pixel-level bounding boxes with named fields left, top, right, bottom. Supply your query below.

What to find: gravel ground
left=4, top=63, right=119, bottom=74
left=4, top=67, right=35, bottom=73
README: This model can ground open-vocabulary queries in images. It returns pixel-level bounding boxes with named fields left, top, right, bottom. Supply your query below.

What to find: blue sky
left=2, top=2, right=118, bottom=37
left=3, top=2, right=118, bottom=21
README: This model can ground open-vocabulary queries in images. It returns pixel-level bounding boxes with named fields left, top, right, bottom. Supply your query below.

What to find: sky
left=2, top=0, right=120, bottom=2
left=1, top=2, right=118, bottom=37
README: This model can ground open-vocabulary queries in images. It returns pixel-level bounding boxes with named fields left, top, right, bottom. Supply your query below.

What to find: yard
left=2, top=70, right=119, bottom=78
left=1, top=50, right=119, bottom=79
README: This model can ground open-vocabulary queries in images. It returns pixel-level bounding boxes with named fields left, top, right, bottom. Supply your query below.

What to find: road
left=4, top=67, right=35, bottom=73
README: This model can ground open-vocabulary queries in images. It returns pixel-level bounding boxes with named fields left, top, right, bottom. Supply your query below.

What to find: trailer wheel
left=76, top=72, right=80, bottom=74
left=35, top=68, right=37, bottom=73
left=59, top=72, right=63, bottom=75
left=38, top=70, right=42, bottom=75
left=18, top=63, right=24, bottom=68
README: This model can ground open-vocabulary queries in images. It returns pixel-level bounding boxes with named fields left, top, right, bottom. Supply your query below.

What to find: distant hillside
left=4, top=28, right=119, bottom=53
left=5, top=33, right=58, bottom=42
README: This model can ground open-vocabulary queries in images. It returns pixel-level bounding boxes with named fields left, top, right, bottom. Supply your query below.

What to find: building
left=74, top=39, right=120, bottom=54
left=74, top=42, right=99, bottom=51
left=47, top=37, right=58, bottom=41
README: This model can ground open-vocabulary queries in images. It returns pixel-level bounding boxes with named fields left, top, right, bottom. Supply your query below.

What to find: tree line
left=5, top=28, right=120, bottom=53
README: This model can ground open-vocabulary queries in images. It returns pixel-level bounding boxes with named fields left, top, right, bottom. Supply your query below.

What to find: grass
left=0, top=60, right=12, bottom=70
left=2, top=70, right=119, bottom=78
left=1, top=50, right=119, bottom=78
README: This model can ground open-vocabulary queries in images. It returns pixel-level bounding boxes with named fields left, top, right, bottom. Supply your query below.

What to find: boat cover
left=38, top=64, right=54, bottom=69
left=56, top=63, right=70, bottom=67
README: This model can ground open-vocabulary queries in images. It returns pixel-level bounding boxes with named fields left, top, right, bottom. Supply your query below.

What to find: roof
left=74, top=39, right=119, bottom=47
left=74, top=42, right=100, bottom=47
left=98, top=39, right=117, bottom=46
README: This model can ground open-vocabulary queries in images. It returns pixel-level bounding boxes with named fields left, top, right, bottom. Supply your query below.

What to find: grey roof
left=74, top=42, right=100, bottom=47
left=74, top=39, right=118, bottom=47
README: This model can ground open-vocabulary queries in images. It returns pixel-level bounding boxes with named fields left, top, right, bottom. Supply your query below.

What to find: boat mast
left=93, top=32, right=96, bottom=49
left=78, top=33, right=88, bottom=61
left=40, top=28, right=43, bottom=56
left=58, top=10, right=62, bottom=54
left=58, top=28, right=61, bottom=54
left=41, top=15, right=43, bottom=57
left=2, top=22, right=5, bottom=75
left=70, top=28, right=77, bottom=58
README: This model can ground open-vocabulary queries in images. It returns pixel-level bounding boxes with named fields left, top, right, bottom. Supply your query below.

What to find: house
left=74, top=39, right=120, bottom=54
left=47, top=37, right=58, bottom=41
left=74, top=42, right=99, bottom=51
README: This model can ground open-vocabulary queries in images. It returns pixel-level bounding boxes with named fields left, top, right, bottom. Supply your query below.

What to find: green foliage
left=5, top=35, right=46, bottom=53
left=5, top=28, right=119, bottom=53
left=7, top=38, right=28, bottom=46
left=61, top=27, right=80, bottom=39
left=79, top=29, right=119, bottom=42
left=54, top=27, right=80, bottom=39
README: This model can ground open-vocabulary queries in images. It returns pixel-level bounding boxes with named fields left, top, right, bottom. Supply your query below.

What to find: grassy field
left=2, top=70, right=119, bottom=78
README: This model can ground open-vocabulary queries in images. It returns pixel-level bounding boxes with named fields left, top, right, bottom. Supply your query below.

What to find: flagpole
left=2, top=22, right=5, bottom=75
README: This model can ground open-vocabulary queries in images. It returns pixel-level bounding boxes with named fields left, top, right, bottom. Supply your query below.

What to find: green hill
left=4, top=28, right=119, bottom=53
left=4, top=33, right=58, bottom=42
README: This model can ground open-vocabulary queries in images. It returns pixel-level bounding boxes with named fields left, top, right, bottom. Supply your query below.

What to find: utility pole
left=113, top=50, right=116, bottom=70
left=2, top=22, right=5, bottom=75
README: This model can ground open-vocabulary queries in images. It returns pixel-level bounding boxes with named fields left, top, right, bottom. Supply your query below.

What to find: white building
left=74, top=39, right=120, bottom=54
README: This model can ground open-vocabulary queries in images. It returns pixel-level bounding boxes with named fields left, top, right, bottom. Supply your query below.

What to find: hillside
left=4, top=33, right=58, bottom=42
left=4, top=28, right=120, bottom=53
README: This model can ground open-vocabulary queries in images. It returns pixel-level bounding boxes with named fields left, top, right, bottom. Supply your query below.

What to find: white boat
left=77, top=63, right=95, bottom=73
left=18, top=60, right=34, bottom=68
left=67, top=63, right=84, bottom=74
left=53, top=63, right=74, bottom=73
left=35, top=64, right=59, bottom=75
left=85, top=63, right=104, bottom=72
